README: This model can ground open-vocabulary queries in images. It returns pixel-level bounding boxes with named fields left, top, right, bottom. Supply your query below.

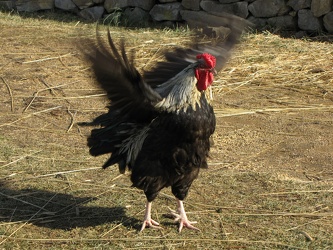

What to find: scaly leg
left=169, top=199, right=200, bottom=233
left=140, top=201, right=162, bottom=232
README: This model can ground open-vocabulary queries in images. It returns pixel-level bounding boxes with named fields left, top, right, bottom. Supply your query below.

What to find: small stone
left=216, top=208, right=223, bottom=213
left=289, top=11, right=297, bottom=17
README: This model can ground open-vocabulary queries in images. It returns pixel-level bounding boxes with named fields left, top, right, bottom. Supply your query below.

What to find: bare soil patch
left=0, top=11, right=332, bottom=249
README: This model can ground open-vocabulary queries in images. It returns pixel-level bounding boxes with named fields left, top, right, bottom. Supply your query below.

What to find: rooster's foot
left=169, top=200, right=200, bottom=233
left=140, top=201, right=163, bottom=232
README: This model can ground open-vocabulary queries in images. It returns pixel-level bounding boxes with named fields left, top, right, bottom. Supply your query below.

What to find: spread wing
left=80, top=30, right=162, bottom=125
left=143, top=12, right=250, bottom=86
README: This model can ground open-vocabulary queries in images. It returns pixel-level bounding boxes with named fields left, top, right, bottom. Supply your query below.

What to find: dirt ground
left=0, top=11, right=332, bottom=249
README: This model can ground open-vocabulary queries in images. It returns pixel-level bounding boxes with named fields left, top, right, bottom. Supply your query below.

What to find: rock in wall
left=1, top=0, right=333, bottom=33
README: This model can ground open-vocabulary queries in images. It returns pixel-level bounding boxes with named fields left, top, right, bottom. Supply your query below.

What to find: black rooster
left=80, top=13, right=247, bottom=232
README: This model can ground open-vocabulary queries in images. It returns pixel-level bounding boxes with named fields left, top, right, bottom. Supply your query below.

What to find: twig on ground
left=259, top=190, right=333, bottom=195
left=0, top=106, right=62, bottom=128
left=1, top=76, right=14, bottom=112
left=23, top=84, right=68, bottom=112
left=66, top=107, right=77, bottom=132
left=25, top=167, right=101, bottom=179
left=39, top=77, right=57, bottom=96
left=22, top=53, right=74, bottom=64
left=214, top=106, right=333, bottom=117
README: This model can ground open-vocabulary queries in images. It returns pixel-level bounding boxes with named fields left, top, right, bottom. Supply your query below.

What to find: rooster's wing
left=143, top=12, right=250, bottom=86
left=81, top=30, right=162, bottom=125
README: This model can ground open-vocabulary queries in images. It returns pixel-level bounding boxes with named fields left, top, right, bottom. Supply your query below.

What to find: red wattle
left=195, top=69, right=214, bottom=91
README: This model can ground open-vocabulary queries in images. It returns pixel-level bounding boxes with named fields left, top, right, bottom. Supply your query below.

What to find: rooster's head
left=195, top=53, right=216, bottom=91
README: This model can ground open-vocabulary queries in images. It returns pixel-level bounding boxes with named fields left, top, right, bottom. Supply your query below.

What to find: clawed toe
left=178, top=220, right=200, bottom=233
left=168, top=202, right=200, bottom=233
left=140, top=219, right=162, bottom=232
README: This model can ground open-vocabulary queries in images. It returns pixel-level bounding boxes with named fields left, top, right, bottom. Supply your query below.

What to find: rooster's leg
left=169, top=199, right=200, bottom=232
left=140, top=201, right=162, bottom=232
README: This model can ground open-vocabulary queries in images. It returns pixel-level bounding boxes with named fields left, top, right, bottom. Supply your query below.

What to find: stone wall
left=1, top=0, right=332, bottom=34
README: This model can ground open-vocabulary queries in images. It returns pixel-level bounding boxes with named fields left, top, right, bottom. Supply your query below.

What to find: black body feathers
left=80, top=15, right=247, bottom=202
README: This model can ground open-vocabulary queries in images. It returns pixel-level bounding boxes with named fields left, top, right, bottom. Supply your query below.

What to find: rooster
left=80, top=13, right=247, bottom=232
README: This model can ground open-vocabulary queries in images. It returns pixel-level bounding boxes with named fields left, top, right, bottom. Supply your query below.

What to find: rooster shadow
left=0, top=182, right=141, bottom=230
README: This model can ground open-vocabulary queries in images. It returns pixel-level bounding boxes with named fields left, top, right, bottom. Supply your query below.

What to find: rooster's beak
left=211, top=68, right=217, bottom=76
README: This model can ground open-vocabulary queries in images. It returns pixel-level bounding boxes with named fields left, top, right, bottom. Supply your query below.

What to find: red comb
left=196, top=53, right=216, bottom=68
